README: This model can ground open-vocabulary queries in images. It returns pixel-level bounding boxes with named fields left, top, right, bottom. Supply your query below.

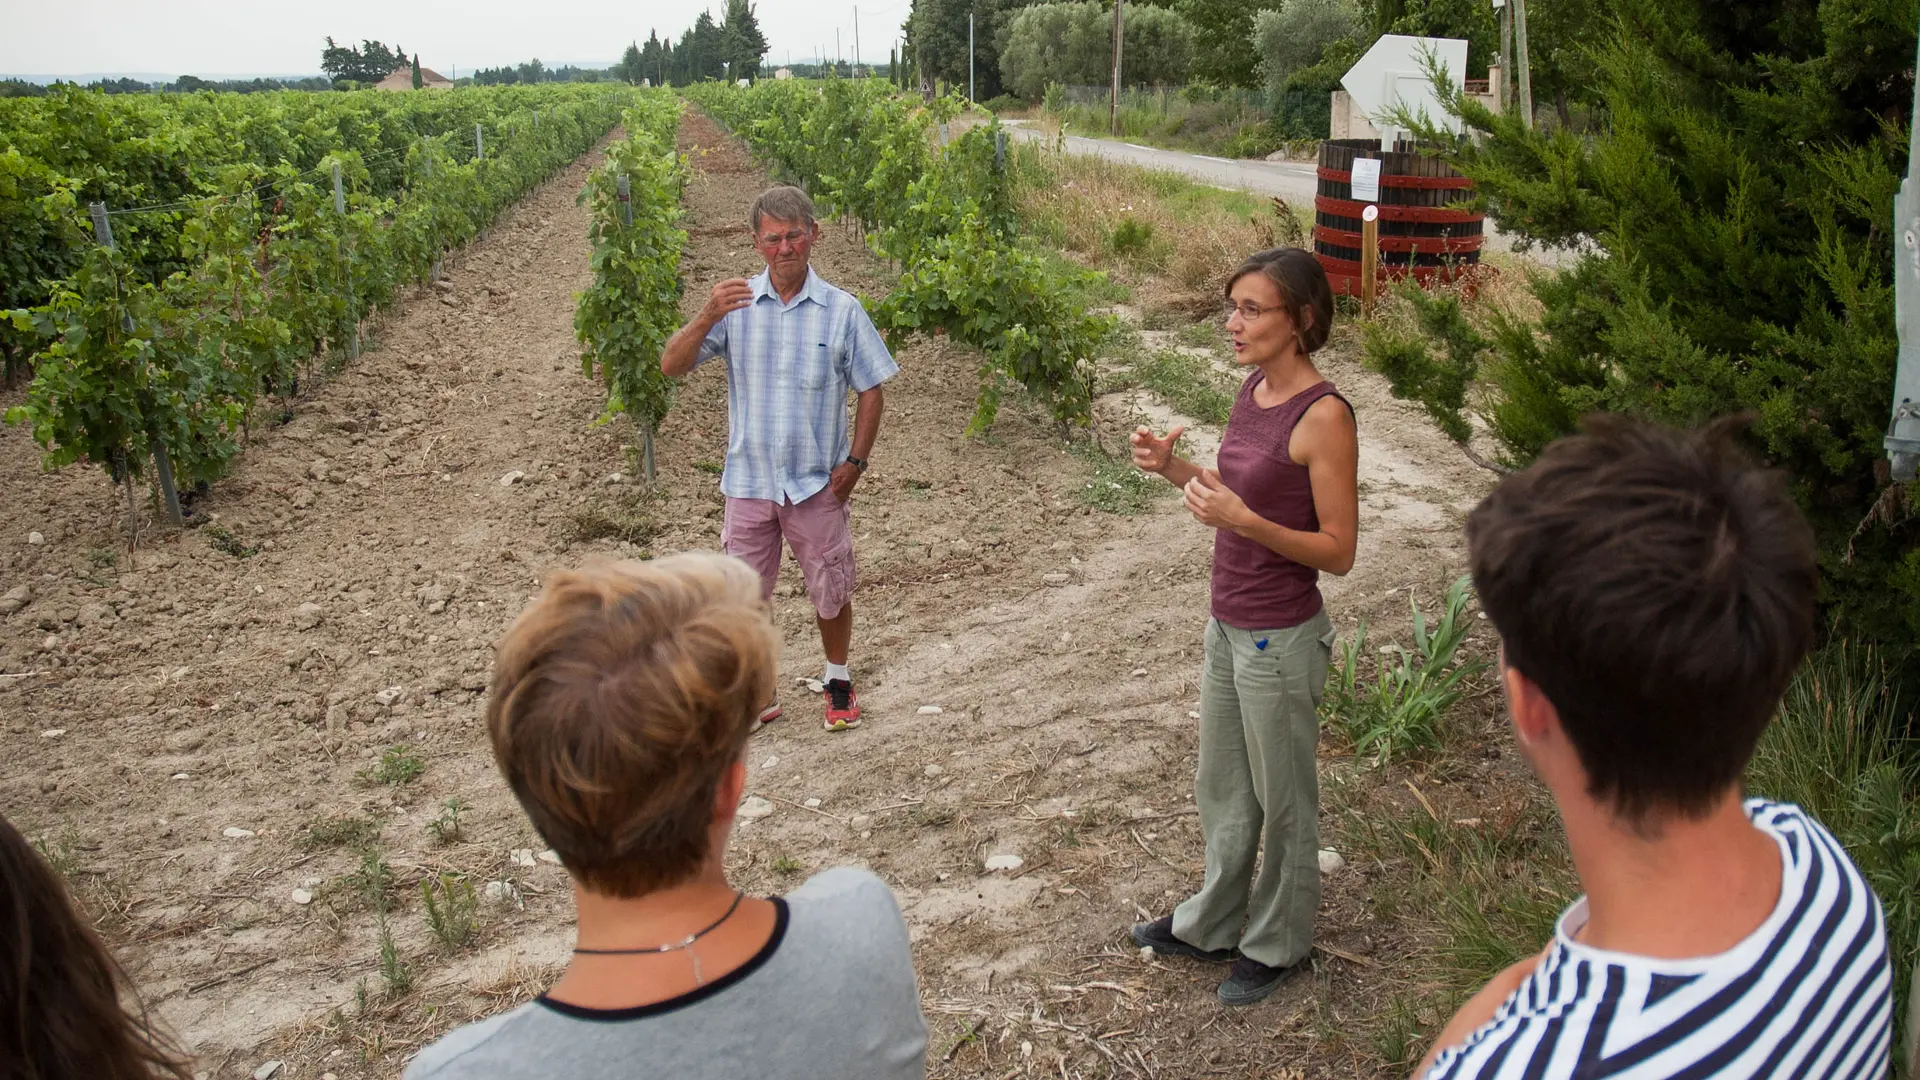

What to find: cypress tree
left=411, top=53, right=422, bottom=90
left=1419, top=0, right=1918, bottom=648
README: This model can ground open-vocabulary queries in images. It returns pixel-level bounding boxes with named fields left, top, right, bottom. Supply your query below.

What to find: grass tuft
left=357, top=745, right=425, bottom=787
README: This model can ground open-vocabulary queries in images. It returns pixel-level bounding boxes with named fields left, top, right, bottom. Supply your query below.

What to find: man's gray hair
left=749, top=186, right=816, bottom=234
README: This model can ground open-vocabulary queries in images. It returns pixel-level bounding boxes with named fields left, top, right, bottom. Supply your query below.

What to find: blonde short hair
left=485, top=554, right=776, bottom=897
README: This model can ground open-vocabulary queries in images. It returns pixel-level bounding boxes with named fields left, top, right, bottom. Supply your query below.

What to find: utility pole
left=968, top=9, right=975, bottom=101
left=1889, top=18, right=1920, bottom=483
left=1496, top=0, right=1511, bottom=113
left=1110, top=0, right=1124, bottom=136
left=855, top=6, right=861, bottom=77
left=1512, top=0, right=1534, bottom=129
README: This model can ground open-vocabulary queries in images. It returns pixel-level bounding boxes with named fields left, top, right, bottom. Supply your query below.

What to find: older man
left=661, top=185, right=896, bottom=732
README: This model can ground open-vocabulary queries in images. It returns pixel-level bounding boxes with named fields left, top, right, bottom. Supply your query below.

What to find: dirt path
left=0, top=111, right=1498, bottom=1078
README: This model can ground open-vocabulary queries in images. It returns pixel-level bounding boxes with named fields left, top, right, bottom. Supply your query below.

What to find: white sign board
left=1351, top=158, right=1382, bottom=203
left=1341, top=34, right=1470, bottom=147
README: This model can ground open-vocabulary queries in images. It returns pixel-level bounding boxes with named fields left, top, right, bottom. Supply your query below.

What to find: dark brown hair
left=1, top=815, right=194, bottom=1080
left=1225, top=246, right=1335, bottom=354
left=486, top=553, right=776, bottom=898
left=1466, top=414, right=1818, bottom=821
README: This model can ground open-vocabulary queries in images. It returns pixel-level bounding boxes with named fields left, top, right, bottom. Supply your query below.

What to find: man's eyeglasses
left=755, top=227, right=811, bottom=248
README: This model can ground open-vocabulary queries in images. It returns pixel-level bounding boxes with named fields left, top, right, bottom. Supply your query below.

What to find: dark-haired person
left=1127, top=247, right=1358, bottom=1006
left=1416, top=415, right=1893, bottom=1078
left=661, top=184, right=896, bottom=732
left=404, top=554, right=927, bottom=1080
left=0, top=813, right=196, bottom=1080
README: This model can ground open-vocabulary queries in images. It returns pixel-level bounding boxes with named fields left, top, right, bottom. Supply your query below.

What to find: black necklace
left=571, top=892, right=745, bottom=986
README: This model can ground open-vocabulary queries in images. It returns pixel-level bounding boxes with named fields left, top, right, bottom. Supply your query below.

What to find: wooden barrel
left=1313, top=138, right=1483, bottom=297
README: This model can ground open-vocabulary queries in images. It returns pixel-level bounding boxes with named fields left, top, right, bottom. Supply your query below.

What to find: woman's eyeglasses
left=1224, top=301, right=1283, bottom=323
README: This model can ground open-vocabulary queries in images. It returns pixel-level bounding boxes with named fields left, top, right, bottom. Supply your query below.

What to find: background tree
left=1255, top=0, right=1360, bottom=89
left=722, top=0, right=770, bottom=82
left=517, top=58, right=548, bottom=84
left=1417, top=0, right=1918, bottom=650
left=411, top=54, right=423, bottom=90
left=1172, top=0, right=1281, bottom=86
left=998, top=2, right=1194, bottom=100
left=640, top=31, right=672, bottom=86
left=320, top=38, right=408, bottom=83
left=906, top=0, right=1019, bottom=99
left=614, top=42, right=645, bottom=85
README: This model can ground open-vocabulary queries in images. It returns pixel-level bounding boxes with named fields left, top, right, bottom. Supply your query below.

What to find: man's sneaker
left=1216, top=956, right=1306, bottom=1006
left=757, top=701, right=783, bottom=727
left=1129, top=916, right=1235, bottom=963
left=823, top=679, right=861, bottom=731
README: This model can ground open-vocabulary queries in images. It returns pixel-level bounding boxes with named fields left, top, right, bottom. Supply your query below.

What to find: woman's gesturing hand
left=1184, top=469, right=1251, bottom=531
left=1130, top=424, right=1186, bottom=475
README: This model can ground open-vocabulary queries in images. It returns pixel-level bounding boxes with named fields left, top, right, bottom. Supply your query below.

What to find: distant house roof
left=374, top=64, right=452, bottom=91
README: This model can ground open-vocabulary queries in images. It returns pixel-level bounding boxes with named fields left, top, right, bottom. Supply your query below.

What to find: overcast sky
left=0, top=0, right=917, bottom=79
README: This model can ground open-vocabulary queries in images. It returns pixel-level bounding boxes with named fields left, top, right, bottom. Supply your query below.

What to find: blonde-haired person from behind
left=404, top=554, right=928, bottom=1080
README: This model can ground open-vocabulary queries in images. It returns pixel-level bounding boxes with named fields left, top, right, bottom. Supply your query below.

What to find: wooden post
left=475, top=123, right=485, bottom=160
left=1360, top=205, right=1379, bottom=314
left=616, top=173, right=633, bottom=227
left=1110, top=0, right=1124, bottom=137
left=1512, top=0, right=1534, bottom=130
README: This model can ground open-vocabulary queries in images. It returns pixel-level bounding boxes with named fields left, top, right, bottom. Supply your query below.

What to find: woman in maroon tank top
left=1126, top=248, right=1358, bottom=1006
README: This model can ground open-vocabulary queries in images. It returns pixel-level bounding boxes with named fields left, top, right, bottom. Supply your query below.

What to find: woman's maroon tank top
left=1209, top=372, right=1349, bottom=631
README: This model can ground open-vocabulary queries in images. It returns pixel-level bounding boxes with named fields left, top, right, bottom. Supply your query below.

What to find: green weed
left=1126, top=348, right=1236, bottom=426
left=1072, top=444, right=1163, bottom=515
left=357, top=745, right=425, bottom=787
left=768, top=854, right=804, bottom=876
left=426, top=798, right=468, bottom=846
left=693, top=459, right=724, bottom=475
left=301, top=814, right=380, bottom=851
left=908, top=804, right=956, bottom=828
left=421, top=873, right=480, bottom=951
left=1322, top=577, right=1488, bottom=762
left=1367, top=992, right=1428, bottom=1070
left=344, top=846, right=397, bottom=913
left=377, top=917, right=413, bottom=994
left=203, top=523, right=262, bottom=558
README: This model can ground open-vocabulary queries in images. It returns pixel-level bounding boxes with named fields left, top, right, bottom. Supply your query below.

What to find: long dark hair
left=1, top=815, right=195, bottom=1080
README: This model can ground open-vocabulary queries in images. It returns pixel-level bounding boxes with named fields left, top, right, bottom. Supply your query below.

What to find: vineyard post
left=475, top=124, right=485, bottom=160
left=332, top=161, right=359, bottom=361
left=423, top=139, right=443, bottom=283
left=89, top=201, right=184, bottom=528
left=612, top=171, right=653, bottom=480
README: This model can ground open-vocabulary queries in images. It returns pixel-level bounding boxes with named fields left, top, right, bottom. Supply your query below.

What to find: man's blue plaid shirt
left=697, top=266, right=899, bottom=504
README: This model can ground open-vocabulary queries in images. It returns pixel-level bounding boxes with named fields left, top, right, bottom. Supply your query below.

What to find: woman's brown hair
left=486, top=553, right=777, bottom=898
left=1, top=815, right=195, bottom=1080
left=1225, top=246, right=1335, bottom=354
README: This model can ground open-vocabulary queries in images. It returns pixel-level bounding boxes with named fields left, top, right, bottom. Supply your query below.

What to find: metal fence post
left=333, top=161, right=359, bottom=360
left=90, top=201, right=183, bottom=527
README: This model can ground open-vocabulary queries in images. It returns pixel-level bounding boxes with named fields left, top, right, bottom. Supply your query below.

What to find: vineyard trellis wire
left=683, top=77, right=1117, bottom=436
left=2, top=84, right=635, bottom=537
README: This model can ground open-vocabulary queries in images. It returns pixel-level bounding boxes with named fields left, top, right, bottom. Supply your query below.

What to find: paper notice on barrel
left=1351, top=158, right=1382, bottom=204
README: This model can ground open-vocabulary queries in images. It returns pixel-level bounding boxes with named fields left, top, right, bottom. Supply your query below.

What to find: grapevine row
left=574, top=93, right=688, bottom=478
left=2, top=85, right=632, bottom=527
left=682, top=79, right=1115, bottom=435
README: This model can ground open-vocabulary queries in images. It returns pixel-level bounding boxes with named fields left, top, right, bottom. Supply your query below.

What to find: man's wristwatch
left=846, top=456, right=868, bottom=472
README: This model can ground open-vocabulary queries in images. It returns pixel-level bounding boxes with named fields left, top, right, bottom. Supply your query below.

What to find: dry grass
left=1010, top=142, right=1314, bottom=309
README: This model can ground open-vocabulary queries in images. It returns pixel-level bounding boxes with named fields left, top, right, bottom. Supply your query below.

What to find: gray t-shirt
left=403, top=868, right=927, bottom=1080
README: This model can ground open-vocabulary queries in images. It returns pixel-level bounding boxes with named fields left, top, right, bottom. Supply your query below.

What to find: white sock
left=825, top=662, right=851, bottom=685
